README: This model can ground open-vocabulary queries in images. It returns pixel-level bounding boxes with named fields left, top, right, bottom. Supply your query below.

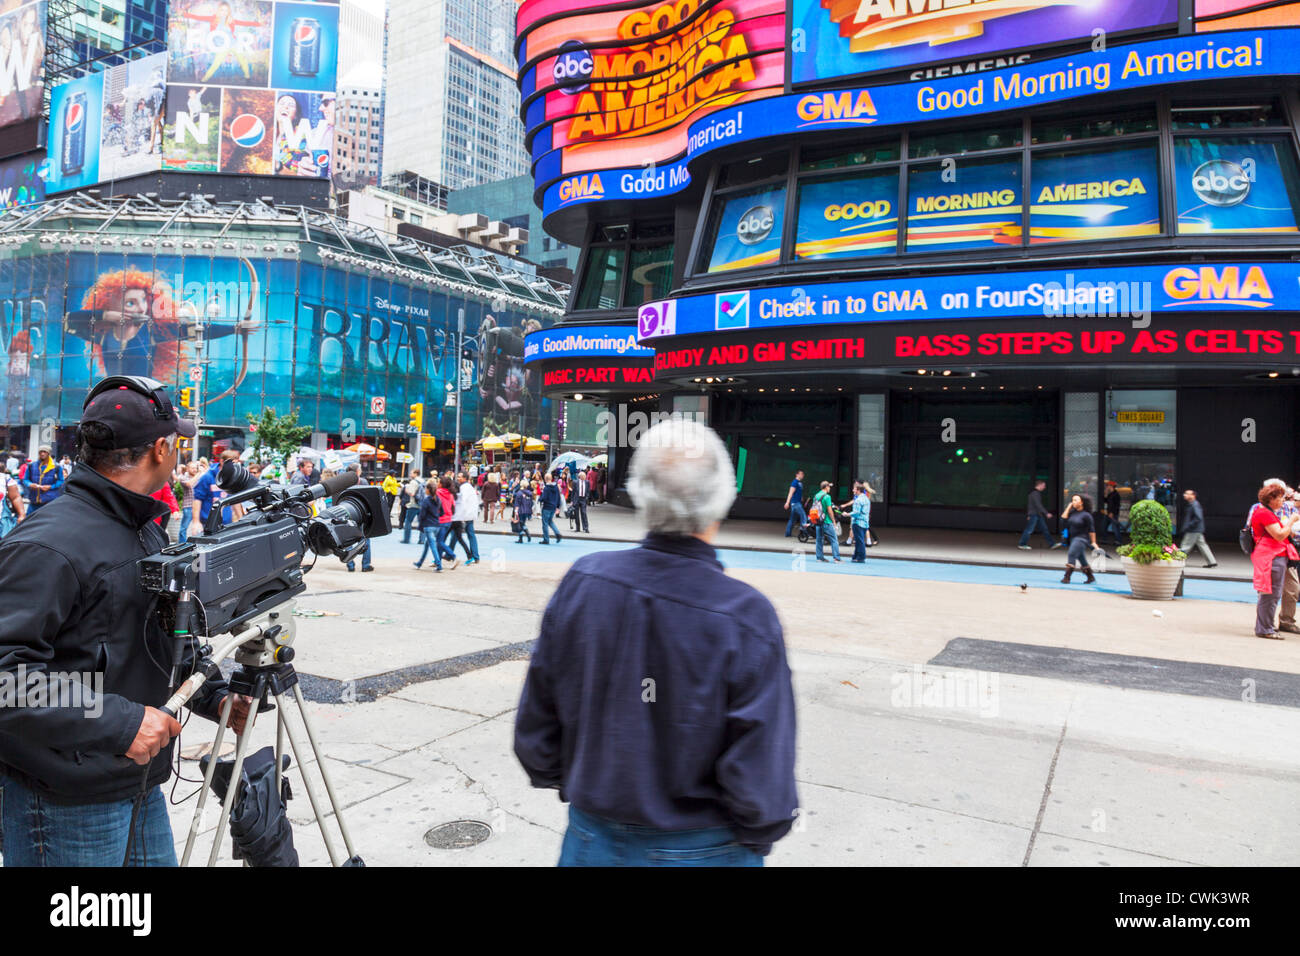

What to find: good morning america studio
left=519, top=0, right=1300, bottom=536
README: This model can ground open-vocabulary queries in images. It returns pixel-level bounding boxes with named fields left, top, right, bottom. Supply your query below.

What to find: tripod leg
left=206, top=690, right=264, bottom=867
left=274, top=689, right=342, bottom=866
left=274, top=710, right=285, bottom=799
left=181, top=692, right=235, bottom=868
left=290, top=684, right=360, bottom=860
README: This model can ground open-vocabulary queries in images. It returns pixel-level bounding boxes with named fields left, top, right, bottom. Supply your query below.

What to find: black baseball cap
left=81, top=377, right=197, bottom=448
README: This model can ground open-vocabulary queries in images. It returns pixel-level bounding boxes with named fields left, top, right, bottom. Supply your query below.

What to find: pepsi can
left=289, top=18, right=321, bottom=77
left=61, top=92, right=87, bottom=177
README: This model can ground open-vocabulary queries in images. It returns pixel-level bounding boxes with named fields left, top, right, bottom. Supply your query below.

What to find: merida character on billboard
left=63, top=261, right=260, bottom=406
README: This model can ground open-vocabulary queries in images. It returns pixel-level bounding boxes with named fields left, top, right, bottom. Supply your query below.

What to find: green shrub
left=1118, top=500, right=1185, bottom=563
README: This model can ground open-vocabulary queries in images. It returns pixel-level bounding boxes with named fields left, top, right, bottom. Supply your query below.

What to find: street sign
left=189, top=366, right=203, bottom=382
left=198, top=429, right=214, bottom=437
left=444, top=395, right=457, bottom=407
left=395, top=452, right=414, bottom=464
left=370, top=396, right=386, bottom=416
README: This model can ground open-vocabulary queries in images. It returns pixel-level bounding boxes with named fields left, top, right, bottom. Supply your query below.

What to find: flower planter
left=1121, top=556, right=1185, bottom=600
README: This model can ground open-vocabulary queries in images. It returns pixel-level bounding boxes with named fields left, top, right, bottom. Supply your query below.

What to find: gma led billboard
left=519, top=0, right=785, bottom=176
left=790, top=0, right=1179, bottom=84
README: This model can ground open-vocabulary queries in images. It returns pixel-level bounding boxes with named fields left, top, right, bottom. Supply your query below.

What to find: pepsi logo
left=65, top=102, right=83, bottom=132
left=295, top=23, right=318, bottom=44
left=230, top=113, right=266, bottom=148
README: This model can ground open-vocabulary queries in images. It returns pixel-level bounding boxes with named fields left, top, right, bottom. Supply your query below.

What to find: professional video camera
left=138, top=461, right=391, bottom=637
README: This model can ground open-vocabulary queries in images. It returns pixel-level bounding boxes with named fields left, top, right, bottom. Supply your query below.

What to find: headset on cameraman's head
left=83, top=375, right=177, bottom=419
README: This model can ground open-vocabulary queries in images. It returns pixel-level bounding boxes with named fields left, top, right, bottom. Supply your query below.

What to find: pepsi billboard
left=269, top=2, right=339, bottom=93
left=46, top=72, right=105, bottom=193
left=154, top=0, right=336, bottom=182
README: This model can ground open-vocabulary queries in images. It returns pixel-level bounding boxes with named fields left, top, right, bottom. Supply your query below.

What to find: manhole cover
left=424, top=820, right=492, bottom=849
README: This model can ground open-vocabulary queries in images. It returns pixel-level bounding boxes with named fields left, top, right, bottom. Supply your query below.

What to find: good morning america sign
left=525, top=324, right=654, bottom=362
left=540, top=27, right=1300, bottom=216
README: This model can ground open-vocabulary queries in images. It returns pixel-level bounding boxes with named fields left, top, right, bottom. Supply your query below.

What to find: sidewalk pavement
left=462, top=502, right=1252, bottom=581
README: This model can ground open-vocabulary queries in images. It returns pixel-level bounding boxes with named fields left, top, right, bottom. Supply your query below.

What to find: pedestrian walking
left=850, top=481, right=870, bottom=563
left=400, top=471, right=423, bottom=543
left=1, top=468, right=25, bottom=538
left=572, top=467, right=591, bottom=532
left=1103, top=480, right=1123, bottom=547
left=345, top=464, right=374, bottom=572
left=20, top=445, right=65, bottom=513
left=514, top=418, right=797, bottom=867
left=538, top=472, right=563, bottom=544
left=448, top=472, right=481, bottom=565
left=812, top=480, right=841, bottom=563
left=1017, top=479, right=1061, bottom=550
left=1250, top=483, right=1299, bottom=639
left=1060, top=494, right=1099, bottom=584
left=413, top=479, right=456, bottom=571
left=513, top=480, right=533, bottom=542
left=783, top=469, right=806, bottom=537
left=1178, top=489, right=1217, bottom=568
left=1276, top=485, right=1300, bottom=635
left=481, top=468, right=500, bottom=524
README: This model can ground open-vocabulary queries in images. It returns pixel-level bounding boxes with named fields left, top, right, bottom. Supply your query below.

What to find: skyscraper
left=381, top=0, right=527, bottom=191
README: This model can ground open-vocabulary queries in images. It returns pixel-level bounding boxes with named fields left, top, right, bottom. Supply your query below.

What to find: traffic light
left=180, top=388, right=192, bottom=409
left=408, top=402, right=424, bottom=432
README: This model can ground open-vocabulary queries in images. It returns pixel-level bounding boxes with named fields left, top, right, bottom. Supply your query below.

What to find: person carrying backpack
left=812, top=480, right=841, bottom=563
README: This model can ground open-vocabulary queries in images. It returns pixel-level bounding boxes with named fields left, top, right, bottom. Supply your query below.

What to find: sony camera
left=138, top=462, right=390, bottom=637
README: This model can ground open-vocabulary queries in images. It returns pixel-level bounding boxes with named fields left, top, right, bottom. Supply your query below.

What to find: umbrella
left=587, top=453, right=608, bottom=467
left=201, top=746, right=299, bottom=867
left=344, top=442, right=377, bottom=457
left=548, top=451, right=591, bottom=473
left=522, top=437, right=546, bottom=453
left=375, top=449, right=391, bottom=461
left=476, top=436, right=507, bottom=451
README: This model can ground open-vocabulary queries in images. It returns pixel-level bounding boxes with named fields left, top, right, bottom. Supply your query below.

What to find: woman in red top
left=151, top=480, right=180, bottom=533
left=435, top=476, right=459, bottom=569
left=1251, top=484, right=1300, bottom=639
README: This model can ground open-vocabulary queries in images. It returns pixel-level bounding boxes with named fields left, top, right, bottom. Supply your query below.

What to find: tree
left=245, top=406, right=312, bottom=463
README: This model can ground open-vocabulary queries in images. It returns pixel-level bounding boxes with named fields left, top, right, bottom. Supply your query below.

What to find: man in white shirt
left=451, top=472, right=481, bottom=565
left=401, top=470, right=423, bottom=543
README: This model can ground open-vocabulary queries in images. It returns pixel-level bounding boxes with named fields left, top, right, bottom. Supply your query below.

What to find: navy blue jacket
left=514, top=533, right=798, bottom=854
left=1180, top=498, right=1205, bottom=535
left=539, top=482, right=562, bottom=512
left=417, top=493, right=443, bottom=530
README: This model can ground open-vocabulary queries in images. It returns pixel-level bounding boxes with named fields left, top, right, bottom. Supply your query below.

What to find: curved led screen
left=518, top=0, right=785, bottom=177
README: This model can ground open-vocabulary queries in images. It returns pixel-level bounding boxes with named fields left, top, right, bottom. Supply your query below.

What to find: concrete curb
left=466, top=523, right=1251, bottom=583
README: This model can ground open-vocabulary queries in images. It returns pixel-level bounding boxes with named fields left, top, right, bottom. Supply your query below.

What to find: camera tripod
left=165, top=604, right=364, bottom=867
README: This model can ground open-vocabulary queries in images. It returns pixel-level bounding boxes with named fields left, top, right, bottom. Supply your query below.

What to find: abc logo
left=825, top=200, right=891, bottom=222
left=736, top=205, right=774, bottom=245
left=230, top=114, right=266, bottom=148
left=552, top=40, right=593, bottom=95
left=1191, top=159, right=1250, bottom=207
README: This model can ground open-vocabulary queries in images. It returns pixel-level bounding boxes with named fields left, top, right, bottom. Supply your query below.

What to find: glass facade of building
left=0, top=199, right=565, bottom=450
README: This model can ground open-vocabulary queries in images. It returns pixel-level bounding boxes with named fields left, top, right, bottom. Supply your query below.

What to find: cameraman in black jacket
left=0, top=377, right=248, bottom=867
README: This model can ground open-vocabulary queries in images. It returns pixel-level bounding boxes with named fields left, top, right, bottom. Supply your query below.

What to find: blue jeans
left=401, top=507, right=419, bottom=543
left=540, top=508, right=561, bottom=542
left=785, top=500, right=807, bottom=536
left=852, top=525, right=867, bottom=561
left=1018, top=514, right=1054, bottom=547
left=177, top=518, right=188, bottom=545
left=461, top=520, right=480, bottom=560
left=558, top=806, right=762, bottom=867
left=415, top=527, right=454, bottom=568
left=0, top=775, right=177, bottom=867
left=346, top=537, right=372, bottom=571
left=815, top=522, right=839, bottom=561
